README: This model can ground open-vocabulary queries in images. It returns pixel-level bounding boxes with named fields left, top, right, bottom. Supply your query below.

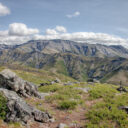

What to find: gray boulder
left=118, top=106, right=128, bottom=113
left=40, top=78, right=61, bottom=87
left=117, top=86, right=128, bottom=93
left=63, top=82, right=73, bottom=86
left=57, top=123, right=68, bottom=128
left=0, top=69, right=41, bottom=98
left=40, top=82, right=51, bottom=87
left=54, top=78, right=61, bottom=83
left=63, top=81, right=80, bottom=86
left=0, top=88, right=53, bottom=124
left=74, top=87, right=91, bottom=93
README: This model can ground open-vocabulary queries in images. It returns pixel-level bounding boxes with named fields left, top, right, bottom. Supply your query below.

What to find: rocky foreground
left=0, top=69, right=54, bottom=124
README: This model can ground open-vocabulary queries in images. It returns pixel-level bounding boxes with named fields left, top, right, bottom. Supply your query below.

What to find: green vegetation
left=55, top=60, right=69, bottom=76
left=25, top=98, right=45, bottom=112
left=0, top=66, right=128, bottom=127
left=0, top=66, right=6, bottom=72
left=4, top=65, right=76, bottom=85
left=88, top=83, right=118, bottom=100
left=0, top=93, right=8, bottom=120
left=43, top=85, right=83, bottom=109
left=86, top=102, right=128, bottom=128
left=80, top=64, right=88, bottom=81
left=86, top=84, right=128, bottom=128
left=38, top=84, right=62, bottom=92
left=100, top=70, right=118, bottom=83
left=58, top=100, right=77, bottom=110
left=15, top=70, right=47, bottom=85
left=8, top=122, right=22, bottom=128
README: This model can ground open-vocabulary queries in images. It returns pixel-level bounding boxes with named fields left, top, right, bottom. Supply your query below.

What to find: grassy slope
left=86, top=84, right=128, bottom=128
left=101, top=69, right=128, bottom=86
left=1, top=51, right=128, bottom=85
left=54, top=59, right=69, bottom=76
left=0, top=65, right=76, bottom=85
left=38, top=83, right=128, bottom=128
left=0, top=66, right=128, bottom=127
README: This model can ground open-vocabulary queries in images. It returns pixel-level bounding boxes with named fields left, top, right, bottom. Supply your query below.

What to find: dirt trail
left=25, top=94, right=101, bottom=128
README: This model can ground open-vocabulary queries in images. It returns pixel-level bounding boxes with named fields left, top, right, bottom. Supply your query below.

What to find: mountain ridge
left=2, top=39, right=128, bottom=58
left=0, top=39, right=128, bottom=85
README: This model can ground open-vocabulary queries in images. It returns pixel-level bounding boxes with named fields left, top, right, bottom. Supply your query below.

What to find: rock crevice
left=0, top=69, right=53, bottom=124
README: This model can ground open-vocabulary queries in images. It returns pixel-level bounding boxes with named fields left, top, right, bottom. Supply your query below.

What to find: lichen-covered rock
left=0, top=69, right=54, bottom=124
left=0, top=69, right=41, bottom=98
left=0, top=88, right=53, bottom=124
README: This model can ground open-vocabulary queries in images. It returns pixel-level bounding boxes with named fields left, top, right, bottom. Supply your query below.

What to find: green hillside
left=0, top=40, right=128, bottom=85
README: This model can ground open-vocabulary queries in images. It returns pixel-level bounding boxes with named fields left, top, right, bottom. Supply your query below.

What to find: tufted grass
left=86, top=85, right=128, bottom=128
left=0, top=93, right=8, bottom=120
left=44, top=85, right=84, bottom=109
left=88, top=83, right=118, bottom=100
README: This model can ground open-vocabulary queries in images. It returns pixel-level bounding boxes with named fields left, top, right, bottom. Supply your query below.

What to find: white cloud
left=55, top=26, right=67, bottom=33
left=33, top=32, right=128, bottom=47
left=0, top=30, right=8, bottom=36
left=0, top=23, right=128, bottom=48
left=45, top=26, right=66, bottom=35
left=45, top=28, right=58, bottom=35
left=0, top=36, right=31, bottom=45
left=8, top=23, right=39, bottom=36
left=0, top=23, right=39, bottom=45
left=66, top=11, right=80, bottom=18
left=0, top=3, right=10, bottom=16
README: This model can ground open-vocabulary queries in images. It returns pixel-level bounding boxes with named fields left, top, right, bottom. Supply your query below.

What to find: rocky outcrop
left=40, top=78, right=61, bottom=87
left=0, top=69, right=54, bottom=124
left=118, top=106, right=128, bottom=113
left=1, top=40, right=128, bottom=85
left=0, top=69, right=41, bottom=98
left=117, top=86, right=128, bottom=93
left=0, top=88, right=53, bottom=124
left=63, top=82, right=80, bottom=86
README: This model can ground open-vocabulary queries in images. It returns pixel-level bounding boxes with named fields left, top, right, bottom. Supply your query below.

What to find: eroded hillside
left=0, top=40, right=128, bottom=85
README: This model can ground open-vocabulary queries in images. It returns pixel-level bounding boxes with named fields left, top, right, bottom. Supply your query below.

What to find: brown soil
left=25, top=94, right=101, bottom=128
left=0, top=94, right=101, bottom=128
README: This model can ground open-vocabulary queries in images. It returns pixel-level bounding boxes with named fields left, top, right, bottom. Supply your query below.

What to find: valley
left=0, top=40, right=128, bottom=85
left=0, top=0, right=128, bottom=127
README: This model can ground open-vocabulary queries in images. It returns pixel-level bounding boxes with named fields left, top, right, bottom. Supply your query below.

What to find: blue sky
left=0, top=0, right=128, bottom=46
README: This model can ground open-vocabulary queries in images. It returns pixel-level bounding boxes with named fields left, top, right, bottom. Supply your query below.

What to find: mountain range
left=0, top=39, right=128, bottom=85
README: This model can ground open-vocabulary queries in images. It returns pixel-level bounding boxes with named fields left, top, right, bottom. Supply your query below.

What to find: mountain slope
left=12, top=39, right=128, bottom=58
left=0, top=39, right=128, bottom=85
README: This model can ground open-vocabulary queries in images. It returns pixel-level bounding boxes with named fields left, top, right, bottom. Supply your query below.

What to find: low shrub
left=58, top=100, right=77, bottom=110
left=88, top=84, right=117, bottom=100
left=45, top=85, right=82, bottom=107
left=86, top=93, right=128, bottom=128
left=0, top=93, right=8, bottom=120
left=38, top=84, right=62, bottom=93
